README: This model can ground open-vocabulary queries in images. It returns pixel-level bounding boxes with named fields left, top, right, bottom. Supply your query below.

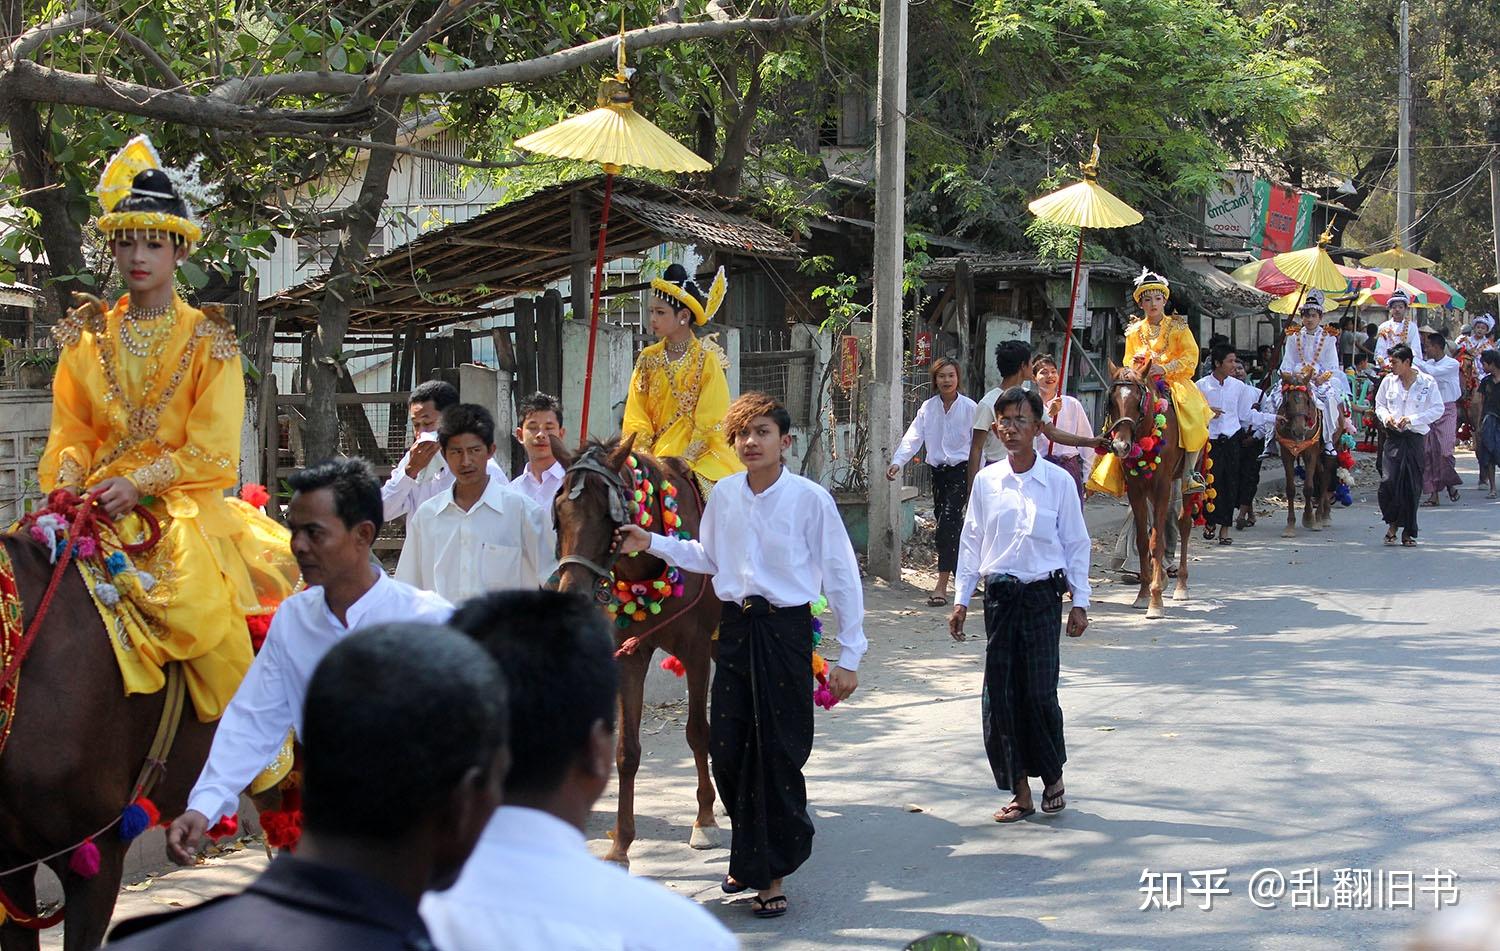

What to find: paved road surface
left=59, top=456, right=1499, bottom=950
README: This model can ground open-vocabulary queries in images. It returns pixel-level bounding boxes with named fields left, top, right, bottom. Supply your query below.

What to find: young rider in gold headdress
left=39, top=135, right=299, bottom=722
left=623, top=262, right=744, bottom=489
left=1088, top=270, right=1211, bottom=496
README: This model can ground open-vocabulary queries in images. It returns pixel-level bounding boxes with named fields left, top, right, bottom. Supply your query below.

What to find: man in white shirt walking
left=1416, top=331, right=1463, bottom=506
left=616, top=392, right=865, bottom=920
left=381, top=380, right=507, bottom=520
left=949, top=387, right=1090, bottom=824
left=1375, top=344, right=1446, bottom=546
left=886, top=356, right=976, bottom=607
left=166, top=459, right=453, bottom=863
left=509, top=391, right=568, bottom=509
left=426, top=591, right=738, bottom=951
left=396, top=404, right=555, bottom=601
left=1197, top=344, right=1272, bottom=545
left=967, top=340, right=1100, bottom=491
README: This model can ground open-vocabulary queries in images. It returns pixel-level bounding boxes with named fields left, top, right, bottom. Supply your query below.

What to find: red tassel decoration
left=660, top=655, right=686, bottom=677
left=260, top=809, right=303, bottom=851
left=207, top=815, right=239, bottom=840
left=68, top=839, right=101, bottom=879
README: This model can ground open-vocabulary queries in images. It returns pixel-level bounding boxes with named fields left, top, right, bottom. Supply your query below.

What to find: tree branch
left=361, top=0, right=486, bottom=100
left=261, top=130, right=557, bottom=170
left=6, top=4, right=97, bottom=63
left=215, top=14, right=815, bottom=102
left=95, top=15, right=183, bottom=88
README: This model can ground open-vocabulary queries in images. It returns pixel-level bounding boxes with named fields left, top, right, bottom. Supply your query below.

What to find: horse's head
left=1277, top=376, right=1319, bottom=443
left=1105, top=361, right=1155, bottom=458
left=552, top=434, right=637, bottom=603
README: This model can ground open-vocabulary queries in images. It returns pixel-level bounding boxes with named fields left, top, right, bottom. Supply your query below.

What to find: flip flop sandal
left=994, top=802, right=1036, bottom=823
left=751, top=895, right=789, bottom=919
left=1402, top=536, right=1418, bottom=547
left=1202, top=528, right=1217, bottom=540
left=721, top=875, right=748, bottom=895
left=1383, top=532, right=1398, bottom=546
left=1041, top=787, right=1067, bottom=814
left=1449, top=488, right=1461, bottom=502
left=926, top=595, right=949, bottom=606
left=1218, top=536, right=1233, bottom=545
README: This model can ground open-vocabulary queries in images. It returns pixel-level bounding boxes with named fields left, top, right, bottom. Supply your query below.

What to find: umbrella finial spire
left=1081, top=133, right=1101, bottom=180
left=1317, top=228, right=1333, bottom=248
left=616, top=11, right=628, bottom=80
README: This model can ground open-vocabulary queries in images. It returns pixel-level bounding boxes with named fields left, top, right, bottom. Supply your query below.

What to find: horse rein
left=1105, top=376, right=1152, bottom=443
left=1275, top=382, right=1323, bottom=456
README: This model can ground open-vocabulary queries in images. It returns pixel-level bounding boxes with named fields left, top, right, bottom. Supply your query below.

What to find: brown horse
left=0, top=535, right=215, bottom=951
left=1103, top=363, right=1191, bottom=619
left=550, top=435, right=721, bottom=869
left=1274, top=376, right=1332, bottom=536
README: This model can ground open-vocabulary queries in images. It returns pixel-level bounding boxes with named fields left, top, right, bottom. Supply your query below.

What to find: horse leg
left=1172, top=493, right=1191, bottom=602
left=1303, top=452, right=1321, bottom=531
left=604, top=649, right=651, bottom=870
left=0, top=867, right=41, bottom=951
left=1146, top=491, right=1167, bottom=619
left=1131, top=493, right=1151, bottom=609
left=56, top=838, right=127, bottom=951
left=683, top=647, right=721, bottom=851
left=1282, top=455, right=1298, bottom=537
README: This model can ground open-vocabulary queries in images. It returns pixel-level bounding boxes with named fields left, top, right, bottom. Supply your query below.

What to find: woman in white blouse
left=887, top=357, right=977, bottom=606
left=1031, top=354, right=1095, bottom=502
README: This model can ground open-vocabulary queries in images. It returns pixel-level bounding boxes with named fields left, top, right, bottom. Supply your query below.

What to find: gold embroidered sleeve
left=195, top=314, right=241, bottom=361
left=683, top=438, right=708, bottom=463
left=127, top=454, right=180, bottom=497
left=55, top=456, right=87, bottom=490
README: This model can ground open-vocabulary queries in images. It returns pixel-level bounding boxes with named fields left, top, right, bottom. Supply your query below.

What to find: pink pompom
left=814, top=682, right=840, bottom=710
left=672, top=584, right=684, bottom=598
left=74, top=536, right=97, bottom=559
left=69, top=838, right=101, bottom=879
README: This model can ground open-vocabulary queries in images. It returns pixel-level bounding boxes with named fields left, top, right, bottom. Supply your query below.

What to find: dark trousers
left=1379, top=429, right=1425, bottom=535
left=929, top=463, right=967, bottom=572
left=1238, top=435, right=1265, bottom=504
left=1207, top=435, right=1240, bottom=528
left=981, top=576, right=1066, bottom=792
left=712, top=599, right=814, bottom=890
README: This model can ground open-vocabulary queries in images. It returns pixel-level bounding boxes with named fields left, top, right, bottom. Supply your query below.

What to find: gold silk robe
left=1087, top=314, right=1210, bottom=496
left=39, top=295, right=299, bottom=721
left=622, top=336, right=743, bottom=483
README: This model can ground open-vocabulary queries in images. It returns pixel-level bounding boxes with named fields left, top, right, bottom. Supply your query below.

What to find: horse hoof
left=689, top=823, right=723, bottom=850
left=1145, top=605, right=1164, bottom=619
left=1281, top=528, right=1296, bottom=538
left=1172, top=587, right=1189, bottom=602
left=1131, top=596, right=1148, bottom=610
left=603, top=849, right=631, bottom=870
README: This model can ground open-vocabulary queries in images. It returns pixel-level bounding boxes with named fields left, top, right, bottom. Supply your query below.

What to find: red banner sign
left=914, top=331, right=933, bottom=366
left=838, top=335, right=860, bottom=391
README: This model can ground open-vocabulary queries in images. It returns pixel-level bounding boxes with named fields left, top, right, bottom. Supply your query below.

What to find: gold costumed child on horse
left=1088, top=269, right=1211, bottom=497
left=38, top=135, right=299, bottom=723
left=622, top=262, right=744, bottom=494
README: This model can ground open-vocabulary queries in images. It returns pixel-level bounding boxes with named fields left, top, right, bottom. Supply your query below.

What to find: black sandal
left=1041, top=786, right=1067, bottom=814
left=721, top=875, right=747, bottom=895
left=751, top=895, right=789, bottom=919
left=1218, top=535, right=1233, bottom=545
left=1202, top=527, right=1217, bottom=540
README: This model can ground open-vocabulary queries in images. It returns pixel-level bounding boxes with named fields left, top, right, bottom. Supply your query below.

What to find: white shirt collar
left=522, top=461, right=565, bottom=484
left=481, top=805, right=586, bottom=854
left=334, top=566, right=392, bottom=630
left=745, top=465, right=789, bottom=499
left=437, top=477, right=513, bottom=515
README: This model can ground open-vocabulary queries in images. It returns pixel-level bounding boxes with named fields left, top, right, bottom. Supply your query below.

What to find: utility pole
left=867, top=0, right=908, bottom=582
left=1396, top=0, right=1413, bottom=246
left=1490, top=141, right=1500, bottom=283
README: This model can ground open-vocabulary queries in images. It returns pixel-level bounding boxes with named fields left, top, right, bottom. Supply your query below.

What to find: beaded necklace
left=605, top=454, right=691, bottom=627
left=120, top=302, right=175, bottom=359
left=1289, top=325, right=1330, bottom=370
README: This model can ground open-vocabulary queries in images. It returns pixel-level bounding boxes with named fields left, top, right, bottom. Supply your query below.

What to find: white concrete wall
left=0, top=389, right=51, bottom=523
left=562, top=320, right=633, bottom=443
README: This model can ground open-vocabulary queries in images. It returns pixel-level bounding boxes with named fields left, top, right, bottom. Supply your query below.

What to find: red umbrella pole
left=577, top=171, right=615, bottom=447
left=1048, top=232, right=1086, bottom=456
left=1056, top=232, right=1086, bottom=400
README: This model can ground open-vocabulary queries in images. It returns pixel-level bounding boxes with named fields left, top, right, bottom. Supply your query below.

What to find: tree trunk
left=710, top=47, right=764, bottom=197
left=301, top=97, right=402, bottom=465
left=1, top=92, right=89, bottom=313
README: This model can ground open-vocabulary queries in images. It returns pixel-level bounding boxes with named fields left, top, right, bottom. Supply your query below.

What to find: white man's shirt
left=421, top=807, right=737, bottom=951
left=1416, top=354, right=1462, bottom=403
left=954, top=456, right=1091, bottom=610
left=892, top=393, right=978, bottom=468
left=186, top=570, right=452, bottom=822
left=1197, top=373, right=1273, bottom=439
left=381, top=450, right=508, bottom=521
left=647, top=468, right=867, bottom=671
left=1034, top=393, right=1095, bottom=469
left=508, top=460, right=566, bottom=510
left=1375, top=371, right=1446, bottom=436
left=395, top=479, right=556, bottom=602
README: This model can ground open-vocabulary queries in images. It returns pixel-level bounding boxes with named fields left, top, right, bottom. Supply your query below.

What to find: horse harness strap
left=131, top=661, right=187, bottom=802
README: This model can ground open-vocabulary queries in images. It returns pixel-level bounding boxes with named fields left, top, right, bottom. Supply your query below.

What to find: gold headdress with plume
left=96, top=134, right=215, bottom=249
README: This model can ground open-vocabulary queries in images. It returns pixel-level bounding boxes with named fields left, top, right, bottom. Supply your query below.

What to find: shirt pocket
left=478, top=541, right=524, bottom=589
left=1025, top=504, right=1057, bottom=539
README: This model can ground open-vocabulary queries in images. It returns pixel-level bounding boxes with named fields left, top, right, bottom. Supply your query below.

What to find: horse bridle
left=554, top=449, right=635, bottom=604
left=1106, top=375, right=1151, bottom=441
left=1275, top=382, right=1323, bottom=456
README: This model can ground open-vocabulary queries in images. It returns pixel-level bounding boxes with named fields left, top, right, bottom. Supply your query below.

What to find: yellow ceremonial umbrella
left=514, top=21, right=711, bottom=442
left=1026, top=137, right=1142, bottom=399
left=1359, top=241, right=1436, bottom=288
left=1269, top=233, right=1349, bottom=295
